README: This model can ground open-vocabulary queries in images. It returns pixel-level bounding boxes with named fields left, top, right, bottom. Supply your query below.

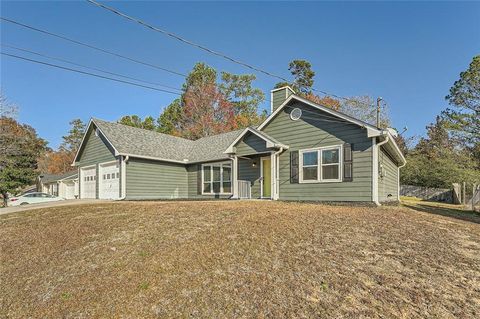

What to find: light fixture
left=252, top=161, right=257, bottom=167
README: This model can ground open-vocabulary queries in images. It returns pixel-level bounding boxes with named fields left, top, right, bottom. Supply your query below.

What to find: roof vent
left=290, top=108, right=302, bottom=121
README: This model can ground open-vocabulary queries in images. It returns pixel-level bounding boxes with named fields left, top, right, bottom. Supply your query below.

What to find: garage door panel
left=81, top=167, right=96, bottom=199
left=100, top=162, right=120, bottom=200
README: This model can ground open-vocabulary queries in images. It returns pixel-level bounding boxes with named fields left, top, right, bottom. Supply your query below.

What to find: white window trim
left=299, top=145, right=343, bottom=183
left=201, top=162, right=233, bottom=195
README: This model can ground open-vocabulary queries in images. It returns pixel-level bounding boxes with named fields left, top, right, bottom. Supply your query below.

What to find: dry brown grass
left=1, top=200, right=479, bottom=318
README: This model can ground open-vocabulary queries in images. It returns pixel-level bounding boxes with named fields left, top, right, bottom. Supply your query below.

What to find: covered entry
left=224, top=127, right=288, bottom=200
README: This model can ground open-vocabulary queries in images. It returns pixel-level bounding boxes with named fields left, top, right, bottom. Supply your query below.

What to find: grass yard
left=1, top=200, right=479, bottom=318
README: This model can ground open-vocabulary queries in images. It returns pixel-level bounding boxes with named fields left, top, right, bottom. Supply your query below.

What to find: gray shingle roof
left=39, top=171, right=78, bottom=183
left=92, top=118, right=246, bottom=164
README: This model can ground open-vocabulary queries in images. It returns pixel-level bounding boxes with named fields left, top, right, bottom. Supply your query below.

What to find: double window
left=299, top=145, right=342, bottom=183
left=202, top=163, right=232, bottom=194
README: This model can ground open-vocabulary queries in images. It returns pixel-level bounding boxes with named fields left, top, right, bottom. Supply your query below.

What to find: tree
left=38, top=119, right=86, bottom=175
left=0, top=92, right=18, bottom=118
left=118, top=115, right=157, bottom=131
left=157, top=99, right=182, bottom=135
left=179, top=83, right=237, bottom=140
left=401, top=117, right=479, bottom=188
left=275, top=59, right=315, bottom=95
left=0, top=117, right=46, bottom=206
left=304, top=93, right=341, bottom=110
left=340, top=96, right=391, bottom=128
left=443, top=55, right=480, bottom=145
left=61, top=119, right=86, bottom=153
left=219, top=72, right=265, bottom=126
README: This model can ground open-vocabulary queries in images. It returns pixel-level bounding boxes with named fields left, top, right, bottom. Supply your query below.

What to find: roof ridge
left=92, top=118, right=195, bottom=144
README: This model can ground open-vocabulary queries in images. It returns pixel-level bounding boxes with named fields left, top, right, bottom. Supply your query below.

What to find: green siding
left=378, top=147, right=399, bottom=202
left=238, top=156, right=262, bottom=198
left=186, top=161, right=233, bottom=199
left=126, top=158, right=188, bottom=199
left=235, top=133, right=269, bottom=156
left=272, top=88, right=294, bottom=111
left=77, top=125, right=117, bottom=199
left=262, top=101, right=373, bottom=202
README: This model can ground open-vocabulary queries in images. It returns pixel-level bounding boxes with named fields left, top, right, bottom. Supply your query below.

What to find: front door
left=262, top=158, right=271, bottom=198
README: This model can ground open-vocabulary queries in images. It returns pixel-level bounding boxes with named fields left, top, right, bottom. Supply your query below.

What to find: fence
left=467, top=185, right=480, bottom=212
left=400, top=185, right=453, bottom=203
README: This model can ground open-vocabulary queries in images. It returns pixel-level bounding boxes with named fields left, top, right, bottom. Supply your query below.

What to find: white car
left=8, top=192, right=65, bottom=207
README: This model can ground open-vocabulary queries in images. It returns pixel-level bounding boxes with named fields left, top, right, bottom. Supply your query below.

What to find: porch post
left=270, top=152, right=276, bottom=200
left=232, top=155, right=239, bottom=199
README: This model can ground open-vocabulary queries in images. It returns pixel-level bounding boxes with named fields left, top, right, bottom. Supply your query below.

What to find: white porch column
left=232, top=156, right=239, bottom=199
left=270, top=152, right=276, bottom=200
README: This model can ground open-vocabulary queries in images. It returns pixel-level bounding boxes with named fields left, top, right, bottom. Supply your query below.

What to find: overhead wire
left=1, top=52, right=182, bottom=95
left=2, top=43, right=183, bottom=92
left=85, top=0, right=378, bottom=109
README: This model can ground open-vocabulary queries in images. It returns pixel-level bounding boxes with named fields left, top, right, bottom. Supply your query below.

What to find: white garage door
left=81, top=167, right=96, bottom=199
left=65, top=183, right=75, bottom=199
left=99, top=162, right=120, bottom=200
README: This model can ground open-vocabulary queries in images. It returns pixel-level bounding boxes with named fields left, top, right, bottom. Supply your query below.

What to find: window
left=299, top=145, right=342, bottom=183
left=202, top=162, right=232, bottom=194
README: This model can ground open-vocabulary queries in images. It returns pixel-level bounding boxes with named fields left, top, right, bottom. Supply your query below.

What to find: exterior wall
left=262, top=101, right=374, bottom=202
left=77, top=125, right=117, bottom=199
left=235, top=133, right=268, bottom=156
left=272, top=87, right=294, bottom=111
left=238, top=156, right=262, bottom=198
left=186, top=161, right=233, bottom=199
left=378, top=147, right=399, bottom=202
left=126, top=158, right=188, bottom=200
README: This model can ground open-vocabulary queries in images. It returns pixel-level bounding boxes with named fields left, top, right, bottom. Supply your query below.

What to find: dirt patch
left=1, top=201, right=479, bottom=318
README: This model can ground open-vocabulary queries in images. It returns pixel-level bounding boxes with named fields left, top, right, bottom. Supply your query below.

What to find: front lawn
left=1, top=201, right=479, bottom=318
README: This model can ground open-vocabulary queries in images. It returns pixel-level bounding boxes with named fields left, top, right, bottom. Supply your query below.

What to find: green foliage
left=60, top=119, right=86, bottom=153
left=183, top=62, right=217, bottom=91
left=401, top=117, right=480, bottom=188
left=157, top=99, right=182, bottom=135
left=0, top=117, right=47, bottom=205
left=442, top=55, right=480, bottom=146
left=274, top=59, right=315, bottom=94
left=118, top=115, right=157, bottom=131
left=219, top=72, right=265, bottom=125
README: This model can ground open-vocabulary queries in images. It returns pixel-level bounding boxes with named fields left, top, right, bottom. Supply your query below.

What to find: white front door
left=99, top=162, right=120, bottom=200
left=80, top=167, right=96, bottom=199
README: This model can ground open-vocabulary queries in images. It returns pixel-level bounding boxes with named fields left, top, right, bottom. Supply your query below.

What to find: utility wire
left=85, top=0, right=377, bottom=109
left=0, top=16, right=187, bottom=78
left=2, top=43, right=183, bottom=92
left=86, top=0, right=290, bottom=83
left=1, top=52, right=182, bottom=95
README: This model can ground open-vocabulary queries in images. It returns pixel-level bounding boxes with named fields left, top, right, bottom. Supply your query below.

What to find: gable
left=75, top=124, right=116, bottom=166
left=235, top=132, right=270, bottom=156
left=261, top=100, right=372, bottom=151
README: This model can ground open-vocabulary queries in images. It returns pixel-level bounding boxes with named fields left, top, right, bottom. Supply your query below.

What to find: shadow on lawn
left=403, top=203, right=480, bottom=224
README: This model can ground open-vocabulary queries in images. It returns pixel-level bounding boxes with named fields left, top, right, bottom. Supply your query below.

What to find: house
left=72, top=86, right=405, bottom=205
left=37, top=171, right=79, bottom=199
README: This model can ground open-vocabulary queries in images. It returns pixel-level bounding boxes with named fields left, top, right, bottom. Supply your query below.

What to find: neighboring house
left=37, top=171, right=79, bottom=199
left=72, top=86, right=405, bottom=204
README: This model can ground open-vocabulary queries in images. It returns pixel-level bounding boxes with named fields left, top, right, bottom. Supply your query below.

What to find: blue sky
left=1, top=1, right=479, bottom=149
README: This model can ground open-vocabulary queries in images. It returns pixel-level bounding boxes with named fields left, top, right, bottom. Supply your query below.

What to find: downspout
left=397, top=160, right=407, bottom=202
left=273, top=147, right=284, bottom=200
left=374, top=133, right=389, bottom=206
left=119, top=155, right=129, bottom=200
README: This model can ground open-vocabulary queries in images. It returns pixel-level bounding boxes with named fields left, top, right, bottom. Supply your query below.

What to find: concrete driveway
left=0, top=199, right=113, bottom=215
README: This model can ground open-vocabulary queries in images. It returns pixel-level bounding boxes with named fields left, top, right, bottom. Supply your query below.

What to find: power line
left=2, top=43, right=183, bottom=92
left=1, top=52, right=182, bottom=95
left=0, top=16, right=187, bottom=78
left=86, top=0, right=291, bottom=83
left=85, top=0, right=378, bottom=109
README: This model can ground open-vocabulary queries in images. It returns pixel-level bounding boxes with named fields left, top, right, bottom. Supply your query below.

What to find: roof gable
left=224, top=127, right=288, bottom=154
